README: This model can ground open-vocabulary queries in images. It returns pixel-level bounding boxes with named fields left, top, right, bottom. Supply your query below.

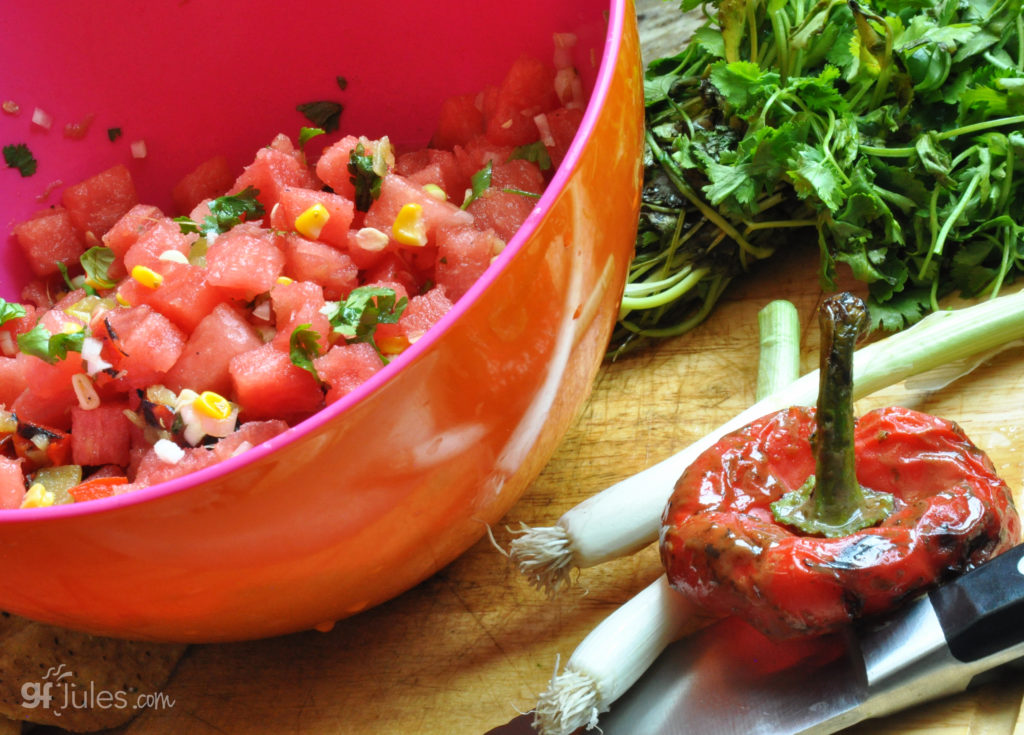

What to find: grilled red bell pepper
left=660, top=292, right=1021, bottom=639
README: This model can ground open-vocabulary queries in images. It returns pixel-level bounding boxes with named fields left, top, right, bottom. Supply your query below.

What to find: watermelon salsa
left=0, top=47, right=585, bottom=509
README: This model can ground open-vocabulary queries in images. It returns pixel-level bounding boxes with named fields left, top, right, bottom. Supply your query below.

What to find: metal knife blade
left=488, top=544, right=1024, bottom=735
left=598, top=544, right=1024, bottom=735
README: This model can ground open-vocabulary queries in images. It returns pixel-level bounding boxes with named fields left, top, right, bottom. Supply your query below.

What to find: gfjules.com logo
left=20, top=664, right=175, bottom=717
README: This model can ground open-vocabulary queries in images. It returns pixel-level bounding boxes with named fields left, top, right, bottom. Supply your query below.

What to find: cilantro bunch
left=614, top=0, right=1024, bottom=353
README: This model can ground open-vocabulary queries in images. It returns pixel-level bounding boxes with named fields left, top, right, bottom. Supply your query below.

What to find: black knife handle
left=929, top=544, right=1024, bottom=662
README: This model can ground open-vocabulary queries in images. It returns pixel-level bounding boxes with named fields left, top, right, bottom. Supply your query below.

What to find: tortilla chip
left=0, top=612, right=186, bottom=732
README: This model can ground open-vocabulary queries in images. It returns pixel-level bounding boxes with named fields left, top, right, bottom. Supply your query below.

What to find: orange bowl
left=0, top=0, right=643, bottom=641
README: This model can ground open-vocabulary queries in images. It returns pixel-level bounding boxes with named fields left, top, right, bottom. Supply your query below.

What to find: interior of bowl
left=0, top=0, right=623, bottom=517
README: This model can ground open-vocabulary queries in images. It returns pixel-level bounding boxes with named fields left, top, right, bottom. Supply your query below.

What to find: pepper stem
left=771, top=293, right=894, bottom=537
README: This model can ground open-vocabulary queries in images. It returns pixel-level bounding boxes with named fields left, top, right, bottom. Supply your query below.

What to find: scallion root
left=508, top=523, right=576, bottom=595
left=534, top=665, right=601, bottom=735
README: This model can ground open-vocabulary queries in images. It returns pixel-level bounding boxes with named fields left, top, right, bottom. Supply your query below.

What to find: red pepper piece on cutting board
left=659, top=293, right=1021, bottom=639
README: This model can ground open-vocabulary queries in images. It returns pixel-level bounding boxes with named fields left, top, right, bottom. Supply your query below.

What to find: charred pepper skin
left=659, top=405, right=1021, bottom=638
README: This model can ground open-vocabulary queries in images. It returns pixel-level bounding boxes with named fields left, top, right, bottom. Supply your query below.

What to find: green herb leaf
left=176, top=187, right=265, bottom=237
left=296, top=101, right=343, bottom=134
left=348, top=143, right=383, bottom=212
left=289, top=323, right=324, bottom=383
left=462, top=162, right=493, bottom=210
left=299, top=127, right=326, bottom=148
left=107, top=127, right=123, bottom=142
left=56, top=262, right=77, bottom=292
left=81, top=246, right=118, bottom=290
left=509, top=141, right=552, bottom=171
left=0, top=299, right=27, bottom=327
left=336, top=76, right=348, bottom=91
left=17, top=324, right=85, bottom=364
left=323, top=286, right=408, bottom=346
left=3, top=143, right=37, bottom=177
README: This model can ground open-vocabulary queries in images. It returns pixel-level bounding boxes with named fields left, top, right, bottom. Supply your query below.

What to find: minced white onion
left=158, top=249, right=189, bottom=264
left=534, top=113, right=556, bottom=148
left=31, top=107, right=52, bottom=129
left=130, top=140, right=148, bottom=158
left=71, top=373, right=101, bottom=411
left=153, top=438, right=185, bottom=464
left=552, top=32, right=577, bottom=69
left=81, top=336, right=112, bottom=375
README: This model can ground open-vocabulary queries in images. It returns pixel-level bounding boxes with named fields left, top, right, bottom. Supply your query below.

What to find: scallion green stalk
left=756, top=299, right=801, bottom=400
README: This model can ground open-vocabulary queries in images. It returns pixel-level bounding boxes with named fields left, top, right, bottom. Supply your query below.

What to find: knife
left=489, top=543, right=1024, bottom=735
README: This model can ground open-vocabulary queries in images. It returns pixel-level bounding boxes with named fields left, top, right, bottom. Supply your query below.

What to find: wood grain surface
left=99, top=3, right=1024, bottom=733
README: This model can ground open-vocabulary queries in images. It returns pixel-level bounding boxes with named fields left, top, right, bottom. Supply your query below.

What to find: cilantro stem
left=645, top=130, right=771, bottom=259
left=621, top=266, right=707, bottom=310
left=920, top=171, right=983, bottom=279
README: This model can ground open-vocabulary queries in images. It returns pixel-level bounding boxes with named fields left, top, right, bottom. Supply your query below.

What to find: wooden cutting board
left=109, top=5, right=1024, bottom=734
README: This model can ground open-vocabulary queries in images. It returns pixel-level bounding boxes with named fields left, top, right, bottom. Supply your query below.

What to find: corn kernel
left=194, top=391, right=233, bottom=420
left=276, top=276, right=294, bottom=286
left=295, top=203, right=331, bottom=240
left=131, top=265, right=163, bottom=289
left=392, top=203, right=427, bottom=247
left=21, top=483, right=55, bottom=509
left=115, top=292, right=131, bottom=307
left=376, top=334, right=411, bottom=355
left=422, top=184, right=447, bottom=201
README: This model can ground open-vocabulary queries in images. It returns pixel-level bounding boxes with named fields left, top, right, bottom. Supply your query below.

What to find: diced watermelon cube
left=540, top=106, right=584, bottom=169
left=211, top=419, right=289, bottom=461
left=61, top=164, right=138, bottom=238
left=361, top=257, right=417, bottom=297
left=117, top=260, right=225, bottom=333
left=313, top=342, right=383, bottom=405
left=431, top=93, right=485, bottom=151
left=102, top=204, right=164, bottom=262
left=270, top=186, right=355, bottom=249
left=485, top=55, right=560, bottom=146
left=363, top=174, right=473, bottom=247
left=270, top=280, right=331, bottom=353
left=133, top=444, right=219, bottom=487
left=70, top=402, right=133, bottom=467
left=100, top=304, right=187, bottom=389
left=164, top=303, right=264, bottom=396
left=12, top=207, right=86, bottom=277
left=122, top=216, right=193, bottom=273
left=0, top=356, right=27, bottom=407
left=0, top=303, right=36, bottom=357
left=231, top=134, right=319, bottom=211
left=279, top=234, right=358, bottom=300
left=172, top=155, right=235, bottom=214
left=229, top=343, right=324, bottom=421
left=395, top=149, right=468, bottom=202
left=435, top=223, right=502, bottom=301
left=399, top=286, right=453, bottom=343
left=463, top=162, right=543, bottom=242
left=11, top=388, right=76, bottom=431
left=16, top=315, right=84, bottom=399
left=206, top=223, right=285, bottom=300
left=0, top=457, right=26, bottom=509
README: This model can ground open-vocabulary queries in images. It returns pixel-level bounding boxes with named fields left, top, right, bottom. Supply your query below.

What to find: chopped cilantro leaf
left=336, top=76, right=348, bottom=91
left=348, top=143, right=383, bottom=212
left=461, top=162, right=493, bottom=210
left=296, top=101, right=343, bottom=134
left=17, top=323, right=84, bottom=364
left=107, top=127, right=123, bottom=142
left=289, top=323, right=324, bottom=383
left=509, top=141, right=552, bottom=171
left=175, top=187, right=265, bottom=237
left=0, top=299, right=27, bottom=327
left=299, top=126, right=326, bottom=148
left=322, top=286, right=407, bottom=349
left=81, top=246, right=118, bottom=290
left=502, top=187, right=542, bottom=199
left=3, top=143, right=37, bottom=177
left=55, top=263, right=79, bottom=293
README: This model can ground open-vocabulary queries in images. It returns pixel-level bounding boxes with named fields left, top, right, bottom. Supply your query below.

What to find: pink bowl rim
left=1, top=0, right=631, bottom=523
